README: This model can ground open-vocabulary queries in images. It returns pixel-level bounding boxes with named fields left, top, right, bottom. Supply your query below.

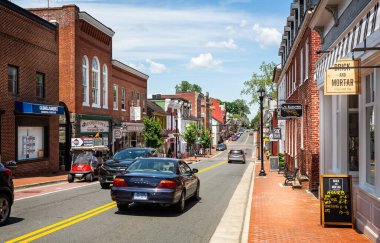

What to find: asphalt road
left=1, top=131, right=254, bottom=243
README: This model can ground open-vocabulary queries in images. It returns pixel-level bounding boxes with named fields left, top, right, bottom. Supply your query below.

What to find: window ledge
left=82, top=102, right=90, bottom=107
left=113, top=108, right=118, bottom=111
left=92, top=104, right=101, bottom=108
left=121, top=109, right=126, bottom=112
left=102, top=106, right=108, bottom=109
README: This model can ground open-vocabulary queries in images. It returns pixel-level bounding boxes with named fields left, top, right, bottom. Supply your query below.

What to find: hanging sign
left=80, top=120, right=109, bottom=133
left=320, top=174, right=353, bottom=228
left=325, top=59, right=361, bottom=95
left=130, top=107, right=141, bottom=121
left=280, top=104, right=303, bottom=118
left=272, top=127, right=281, bottom=140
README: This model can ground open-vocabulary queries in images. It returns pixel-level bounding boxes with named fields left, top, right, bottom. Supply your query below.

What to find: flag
left=95, top=132, right=100, bottom=138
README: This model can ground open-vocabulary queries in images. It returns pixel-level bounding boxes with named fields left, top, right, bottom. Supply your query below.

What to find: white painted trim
left=112, top=60, right=149, bottom=79
left=78, top=12, right=115, bottom=37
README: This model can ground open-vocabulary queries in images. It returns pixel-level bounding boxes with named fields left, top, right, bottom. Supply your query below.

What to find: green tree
left=241, top=61, right=277, bottom=105
left=191, top=84, right=202, bottom=93
left=175, top=81, right=203, bottom=93
left=224, top=99, right=250, bottom=116
left=199, top=128, right=211, bottom=153
left=143, top=117, right=163, bottom=149
left=182, top=122, right=198, bottom=155
left=250, top=113, right=260, bottom=130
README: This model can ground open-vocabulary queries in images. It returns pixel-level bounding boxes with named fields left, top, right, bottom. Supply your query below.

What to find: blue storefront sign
left=15, top=101, right=64, bottom=115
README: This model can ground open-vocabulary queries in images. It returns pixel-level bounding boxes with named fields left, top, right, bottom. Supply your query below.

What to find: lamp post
left=258, top=87, right=266, bottom=176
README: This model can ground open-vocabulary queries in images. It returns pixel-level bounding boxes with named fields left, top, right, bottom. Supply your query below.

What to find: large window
left=36, top=72, right=45, bottom=99
left=131, top=91, right=135, bottom=106
left=8, top=65, right=18, bottom=95
left=348, top=95, right=359, bottom=172
left=121, top=87, right=126, bottom=110
left=92, top=57, right=100, bottom=107
left=365, top=73, right=375, bottom=185
left=136, top=93, right=140, bottom=107
left=305, top=40, right=309, bottom=79
left=82, top=56, right=89, bottom=105
left=17, top=127, right=46, bottom=160
left=142, top=93, right=146, bottom=113
left=102, top=64, right=108, bottom=109
left=113, top=84, right=118, bottom=110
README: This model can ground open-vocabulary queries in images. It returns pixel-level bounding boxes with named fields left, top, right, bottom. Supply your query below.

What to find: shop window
left=92, top=57, right=100, bottom=107
left=36, top=72, right=45, bottom=99
left=121, top=87, right=126, bottom=110
left=17, top=126, right=47, bottom=160
left=348, top=95, right=359, bottom=172
left=82, top=56, right=89, bottom=105
left=8, top=65, right=18, bottom=95
left=365, top=74, right=375, bottom=185
left=113, top=84, right=118, bottom=110
left=102, top=64, right=108, bottom=109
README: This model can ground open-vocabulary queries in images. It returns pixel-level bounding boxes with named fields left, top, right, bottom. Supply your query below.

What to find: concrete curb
left=209, top=161, right=255, bottom=243
left=15, top=179, right=67, bottom=191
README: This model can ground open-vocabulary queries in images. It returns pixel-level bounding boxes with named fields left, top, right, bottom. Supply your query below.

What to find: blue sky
left=13, top=0, right=292, bottom=119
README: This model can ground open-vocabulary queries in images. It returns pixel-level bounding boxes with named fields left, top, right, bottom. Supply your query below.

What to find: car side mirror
left=192, top=168, right=199, bottom=174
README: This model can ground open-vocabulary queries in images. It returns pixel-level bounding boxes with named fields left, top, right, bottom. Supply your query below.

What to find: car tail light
left=4, top=168, right=12, bottom=177
left=113, top=178, right=127, bottom=187
left=240, top=151, right=244, bottom=155
left=157, top=180, right=176, bottom=189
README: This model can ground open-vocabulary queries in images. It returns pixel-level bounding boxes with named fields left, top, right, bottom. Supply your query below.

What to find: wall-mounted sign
left=324, top=59, right=361, bottom=95
left=272, top=127, right=281, bottom=139
left=71, top=138, right=83, bottom=147
left=114, top=129, right=122, bottom=139
left=280, top=104, right=303, bottom=118
left=130, top=107, right=141, bottom=121
left=15, top=101, right=64, bottom=115
left=80, top=119, right=109, bottom=133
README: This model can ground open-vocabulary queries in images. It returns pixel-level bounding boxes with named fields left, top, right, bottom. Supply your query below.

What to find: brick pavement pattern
left=249, top=162, right=370, bottom=243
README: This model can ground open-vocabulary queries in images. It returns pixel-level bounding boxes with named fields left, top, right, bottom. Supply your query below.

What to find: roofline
left=78, top=12, right=114, bottom=37
left=112, top=60, right=149, bottom=80
left=1, top=0, right=57, bottom=30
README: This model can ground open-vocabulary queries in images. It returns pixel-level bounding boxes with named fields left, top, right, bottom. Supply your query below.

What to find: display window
left=17, top=126, right=46, bottom=160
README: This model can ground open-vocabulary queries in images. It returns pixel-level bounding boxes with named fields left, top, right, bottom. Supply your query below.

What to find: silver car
left=228, top=149, right=246, bottom=164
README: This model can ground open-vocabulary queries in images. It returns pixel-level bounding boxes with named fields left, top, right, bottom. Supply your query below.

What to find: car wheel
left=117, top=203, right=129, bottom=212
left=174, top=191, right=185, bottom=213
left=191, top=182, right=200, bottom=201
left=100, top=182, right=110, bottom=189
left=67, top=174, right=74, bottom=183
left=85, top=173, right=93, bottom=182
left=0, top=194, right=11, bottom=226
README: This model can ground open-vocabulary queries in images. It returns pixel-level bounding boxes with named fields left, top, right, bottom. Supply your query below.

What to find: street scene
left=0, top=0, right=379, bottom=242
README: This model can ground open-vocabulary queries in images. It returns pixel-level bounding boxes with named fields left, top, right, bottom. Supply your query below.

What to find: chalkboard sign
left=320, top=175, right=353, bottom=228
left=269, top=156, right=279, bottom=171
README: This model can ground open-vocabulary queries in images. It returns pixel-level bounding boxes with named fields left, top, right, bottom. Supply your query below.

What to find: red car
left=231, top=136, right=238, bottom=141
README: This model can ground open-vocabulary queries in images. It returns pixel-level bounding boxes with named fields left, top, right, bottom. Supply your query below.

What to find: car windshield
left=127, top=159, right=175, bottom=173
left=113, top=149, right=149, bottom=161
left=217, top=144, right=224, bottom=147
left=73, top=151, right=93, bottom=164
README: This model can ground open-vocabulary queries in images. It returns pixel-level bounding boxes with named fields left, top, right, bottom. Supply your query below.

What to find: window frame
left=121, top=87, right=126, bottom=111
left=82, top=56, right=89, bottom=106
left=8, top=65, right=19, bottom=95
left=91, top=57, right=101, bottom=108
left=113, top=84, right=118, bottom=110
left=36, top=72, right=45, bottom=99
left=102, top=64, right=108, bottom=109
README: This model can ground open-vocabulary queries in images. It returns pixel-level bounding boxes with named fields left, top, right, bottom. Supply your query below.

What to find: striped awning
left=316, top=2, right=380, bottom=85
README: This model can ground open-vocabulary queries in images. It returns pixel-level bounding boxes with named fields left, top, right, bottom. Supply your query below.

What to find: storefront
left=121, top=122, right=144, bottom=148
left=312, top=1, right=380, bottom=240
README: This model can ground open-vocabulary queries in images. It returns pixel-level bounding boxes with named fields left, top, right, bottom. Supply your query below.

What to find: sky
left=13, top=0, right=292, bottom=119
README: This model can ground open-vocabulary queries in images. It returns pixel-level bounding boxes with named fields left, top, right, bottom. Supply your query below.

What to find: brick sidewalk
left=13, top=171, right=67, bottom=189
left=248, top=161, right=370, bottom=242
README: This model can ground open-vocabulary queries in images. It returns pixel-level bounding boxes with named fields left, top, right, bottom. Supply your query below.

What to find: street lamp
left=258, top=87, right=266, bottom=176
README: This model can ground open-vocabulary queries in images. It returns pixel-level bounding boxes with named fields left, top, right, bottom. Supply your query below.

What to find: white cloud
left=146, top=59, right=168, bottom=74
left=240, top=20, right=247, bottom=27
left=225, top=25, right=236, bottom=35
left=188, top=53, right=222, bottom=69
left=252, top=24, right=281, bottom=48
left=206, top=38, right=237, bottom=49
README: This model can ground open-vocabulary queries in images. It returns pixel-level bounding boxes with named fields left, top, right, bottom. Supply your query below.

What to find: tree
left=250, top=113, right=260, bottom=130
left=199, top=128, right=211, bottom=153
left=175, top=80, right=203, bottom=93
left=241, top=61, right=277, bottom=105
left=143, top=117, right=163, bottom=149
left=182, top=122, right=198, bottom=155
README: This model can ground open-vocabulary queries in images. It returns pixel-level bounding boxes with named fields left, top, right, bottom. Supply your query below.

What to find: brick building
left=30, top=5, right=148, bottom=169
left=277, top=0, right=321, bottom=193
left=0, top=1, right=60, bottom=176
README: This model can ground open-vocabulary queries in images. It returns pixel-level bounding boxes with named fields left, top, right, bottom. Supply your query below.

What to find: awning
left=15, top=101, right=64, bottom=115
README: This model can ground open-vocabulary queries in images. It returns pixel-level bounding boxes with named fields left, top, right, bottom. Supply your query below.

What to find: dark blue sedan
left=111, top=158, right=200, bottom=213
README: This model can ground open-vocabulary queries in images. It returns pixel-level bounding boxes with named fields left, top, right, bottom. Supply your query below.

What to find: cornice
left=78, top=12, right=115, bottom=37
left=112, top=60, right=149, bottom=80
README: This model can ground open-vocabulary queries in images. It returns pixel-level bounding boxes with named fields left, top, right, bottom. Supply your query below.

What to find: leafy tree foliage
left=175, top=80, right=202, bottom=93
left=224, top=99, right=250, bottom=116
left=199, top=128, right=211, bottom=150
left=250, top=113, right=260, bottom=130
left=182, top=122, right=198, bottom=153
left=241, top=61, right=277, bottom=105
left=143, top=117, right=163, bottom=149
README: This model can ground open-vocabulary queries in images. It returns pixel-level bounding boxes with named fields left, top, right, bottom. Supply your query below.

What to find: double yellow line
left=5, top=202, right=116, bottom=243
left=6, top=160, right=227, bottom=243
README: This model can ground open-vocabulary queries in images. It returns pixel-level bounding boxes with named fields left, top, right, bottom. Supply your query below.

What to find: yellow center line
left=7, top=160, right=227, bottom=243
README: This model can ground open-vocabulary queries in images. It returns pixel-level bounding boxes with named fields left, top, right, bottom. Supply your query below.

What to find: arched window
left=92, top=57, right=100, bottom=107
left=82, top=56, right=89, bottom=105
left=102, top=64, right=108, bottom=108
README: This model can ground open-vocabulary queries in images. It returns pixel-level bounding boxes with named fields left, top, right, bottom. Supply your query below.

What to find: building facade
left=310, top=0, right=380, bottom=240
left=278, top=0, right=321, bottom=193
left=0, top=1, right=60, bottom=175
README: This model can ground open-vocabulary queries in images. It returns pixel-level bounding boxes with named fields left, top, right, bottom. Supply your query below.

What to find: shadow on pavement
left=3, top=217, right=24, bottom=226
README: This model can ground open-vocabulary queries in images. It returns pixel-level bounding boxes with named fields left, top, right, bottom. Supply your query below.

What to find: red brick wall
left=0, top=4, right=59, bottom=175
left=284, top=28, right=321, bottom=192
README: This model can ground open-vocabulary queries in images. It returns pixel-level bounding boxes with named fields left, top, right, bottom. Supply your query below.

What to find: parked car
left=99, top=147, right=157, bottom=189
left=228, top=149, right=246, bottom=164
left=216, top=143, right=227, bottom=151
left=231, top=136, right=238, bottom=141
left=111, top=158, right=200, bottom=213
left=0, top=162, right=14, bottom=226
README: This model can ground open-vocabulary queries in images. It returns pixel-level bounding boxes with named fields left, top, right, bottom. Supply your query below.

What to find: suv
left=0, top=162, right=14, bottom=226
left=228, top=149, right=246, bottom=164
left=99, top=147, right=157, bottom=189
